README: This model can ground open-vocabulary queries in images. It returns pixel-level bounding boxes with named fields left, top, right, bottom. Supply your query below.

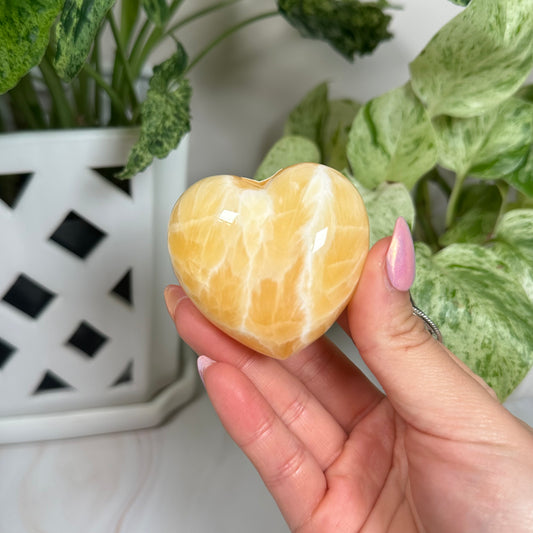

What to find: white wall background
left=150, top=0, right=462, bottom=182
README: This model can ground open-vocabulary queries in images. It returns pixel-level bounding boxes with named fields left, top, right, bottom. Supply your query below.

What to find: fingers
left=198, top=356, right=326, bottom=531
left=166, top=285, right=383, bottom=435
left=281, top=337, right=383, bottom=432
left=347, top=219, right=503, bottom=439
left=165, top=285, right=348, bottom=469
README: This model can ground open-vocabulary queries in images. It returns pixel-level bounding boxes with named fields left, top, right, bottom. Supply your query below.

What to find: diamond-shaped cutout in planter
left=34, top=371, right=73, bottom=394
left=112, top=360, right=133, bottom=387
left=91, top=166, right=131, bottom=196
left=2, top=274, right=56, bottom=318
left=66, top=321, right=108, bottom=358
left=0, top=172, right=33, bottom=208
left=49, top=210, right=106, bottom=259
left=110, top=269, right=133, bottom=305
left=0, top=338, right=16, bottom=369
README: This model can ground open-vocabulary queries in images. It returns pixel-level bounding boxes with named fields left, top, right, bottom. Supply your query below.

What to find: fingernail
left=197, top=355, right=215, bottom=386
left=386, top=217, right=415, bottom=291
left=164, top=285, right=185, bottom=319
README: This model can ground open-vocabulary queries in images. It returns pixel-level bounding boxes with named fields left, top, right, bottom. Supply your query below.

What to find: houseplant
left=0, top=0, right=396, bottom=442
left=254, top=0, right=533, bottom=406
left=0, top=0, right=395, bottom=178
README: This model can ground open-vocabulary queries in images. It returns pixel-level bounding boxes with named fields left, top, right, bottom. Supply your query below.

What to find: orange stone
left=168, top=163, right=369, bottom=359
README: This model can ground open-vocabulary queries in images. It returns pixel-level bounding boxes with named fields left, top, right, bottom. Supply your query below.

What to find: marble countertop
left=0, top=387, right=290, bottom=533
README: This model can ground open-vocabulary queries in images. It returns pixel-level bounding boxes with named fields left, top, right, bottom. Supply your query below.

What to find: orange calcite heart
left=168, top=163, right=369, bottom=359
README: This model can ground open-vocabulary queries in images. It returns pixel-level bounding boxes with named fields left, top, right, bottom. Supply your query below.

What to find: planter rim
left=0, top=342, right=198, bottom=444
left=0, top=126, right=141, bottom=144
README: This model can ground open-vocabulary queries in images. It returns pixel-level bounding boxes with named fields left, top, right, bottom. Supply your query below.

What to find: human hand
left=164, top=218, right=533, bottom=533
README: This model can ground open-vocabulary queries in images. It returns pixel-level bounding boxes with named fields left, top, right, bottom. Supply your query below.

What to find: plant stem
left=414, top=171, right=441, bottom=251
left=186, top=10, right=279, bottom=73
left=127, top=19, right=153, bottom=78
left=108, top=10, right=139, bottom=111
left=18, top=75, right=49, bottom=129
left=83, top=63, right=129, bottom=121
left=7, top=81, right=42, bottom=129
left=120, top=0, right=141, bottom=47
left=445, top=172, right=466, bottom=228
left=39, top=54, right=75, bottom=128
left=92, top=38, right=102, bottom=124
left=164, top=0, right=241, bottom=36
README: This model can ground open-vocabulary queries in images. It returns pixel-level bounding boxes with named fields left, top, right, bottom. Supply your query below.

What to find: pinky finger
left=199, top=357, right=326, bottom=530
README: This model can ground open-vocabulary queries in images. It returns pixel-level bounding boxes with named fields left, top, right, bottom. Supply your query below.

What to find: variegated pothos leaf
left=254, top=136, right=321, bottom=181
left=432, top=97, right=533, bottom=179
left=413, top=231, right=533, bottom=400
left=410, top=0, right=533, bottom=117
left=54, top=0, right=116, bottom=82
left=347, top=83, right=437, bottom=189
left=347, top=175, right=415, bottom=247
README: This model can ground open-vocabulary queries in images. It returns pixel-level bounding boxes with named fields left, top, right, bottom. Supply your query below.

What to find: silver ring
left=410, top=295, right=443, bottom=343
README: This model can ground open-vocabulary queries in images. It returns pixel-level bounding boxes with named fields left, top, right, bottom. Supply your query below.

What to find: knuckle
left=240, top=411, right=276, bottom=449
left=266, top=444, right=308, bottom=488
left=280, top=391, right=309, bottom=429
left=390, top=311, right=436, bottom=353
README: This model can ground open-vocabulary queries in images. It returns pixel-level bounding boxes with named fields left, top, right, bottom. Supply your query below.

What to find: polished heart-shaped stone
left=168, top=163, right=369, bottom=359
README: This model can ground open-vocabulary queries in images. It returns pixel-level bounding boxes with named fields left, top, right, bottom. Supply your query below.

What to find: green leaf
left=283, top=82, right=329, bottom=146
left=0, top=0, right=64, bottom=93
left=348, top=176, right=415, bottom=247
left=284, top=83, right=361, bottom=171
left=142, top=0, right=169, bottom=27
left=432, top=98, right=533, bottom=179
left=277, top=0, right=393, bottom=60
left=119, top=46, right=192, bottom=179
left=321, top=98, right=361, bottom=170
left=490, top=209, right=533, bottom=301
left=500, top=144, right=533, bottom=197
left=410, top=0, right=533, bottom=118
left=439, top=183, right=502, bottom=246
left=254, top=136, right=320, bottom=181
left=347, top=83, right=437, bottom=189
left=54, top=0, right=116, bottom=82
left=412, top=242, right=533, bottom=400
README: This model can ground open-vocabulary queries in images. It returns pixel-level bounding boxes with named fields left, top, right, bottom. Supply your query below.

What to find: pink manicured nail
left=164, top=285, right=186, bottom=319
left=197, top=355, right=216, bottom=385
left=386, top=217, right=415, bottom=291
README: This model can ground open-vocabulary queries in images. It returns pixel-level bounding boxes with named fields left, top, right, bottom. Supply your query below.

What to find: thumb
left=348, top=217, right=500, bottom=437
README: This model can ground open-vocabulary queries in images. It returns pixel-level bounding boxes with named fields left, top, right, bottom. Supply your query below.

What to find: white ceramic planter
left=0, top=128, right=197, bottom=443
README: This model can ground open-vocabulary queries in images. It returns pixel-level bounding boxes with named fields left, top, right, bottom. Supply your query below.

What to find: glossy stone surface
left=168, top=163, right=369, bottom=359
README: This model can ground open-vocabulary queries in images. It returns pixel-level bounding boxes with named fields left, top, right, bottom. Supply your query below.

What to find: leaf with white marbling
left=254, top=136, right=320, bottom=181
left=500, top=144, right=533, bottom=197
left=410, top=0, right=533, bottom=117
left=432, top=98, right=533, bottom=179
left=348, top=176, right=415, bottom=247
left=412, top=241, right=533, bottom=400
left=347, top=84, right=437, bottom=189
left=490, top=209, right=533, bottom=301
left=283, top=82, right=329, bottom=145
left=321, top=98, right=361, bottom=171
